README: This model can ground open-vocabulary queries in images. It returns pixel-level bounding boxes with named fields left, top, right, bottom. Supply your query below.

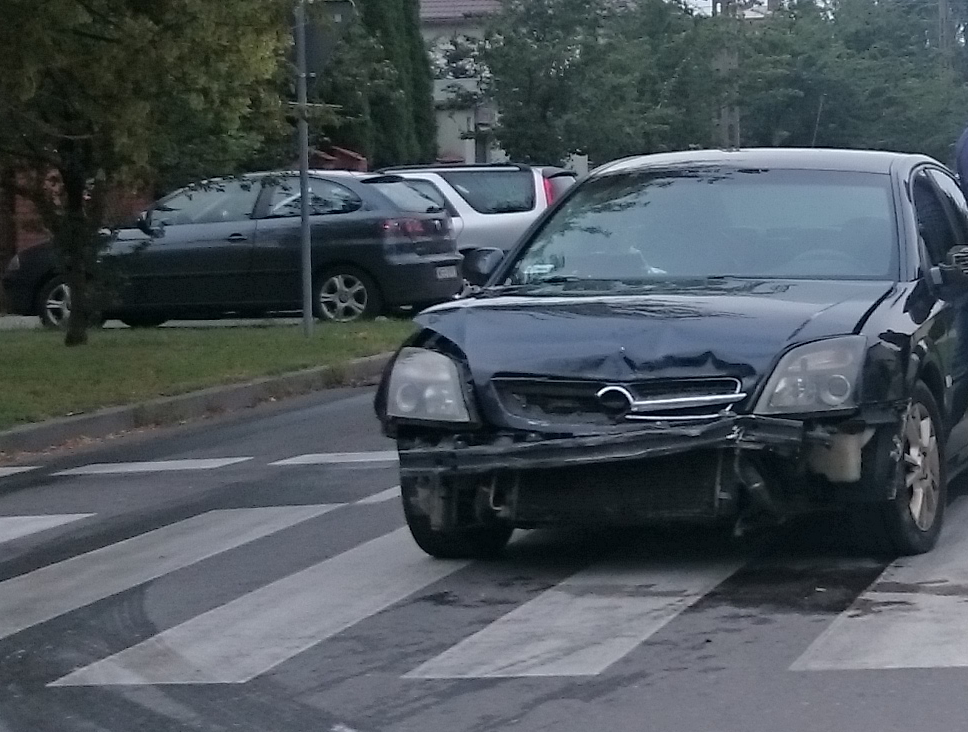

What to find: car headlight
left=755, top=336, right=866, bottom=415
left=386, top=347, right=471, bottom=422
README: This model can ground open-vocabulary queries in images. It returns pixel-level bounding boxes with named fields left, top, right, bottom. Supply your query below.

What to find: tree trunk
left=0, top=166, right=16, bottom=312
left=60, top=145, right=90, bottom=347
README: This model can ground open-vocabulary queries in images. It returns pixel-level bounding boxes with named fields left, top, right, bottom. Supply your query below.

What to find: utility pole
left=712, top=0, right=741, bottom=149
left=939, top=0, right=954, bottom=69
left=295, top=0, right=314, bottom=337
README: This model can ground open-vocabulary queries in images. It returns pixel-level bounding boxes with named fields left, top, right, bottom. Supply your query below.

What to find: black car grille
left=492, top=376, right=745, bottom=425
left=514, top=451, right=722, bottom=524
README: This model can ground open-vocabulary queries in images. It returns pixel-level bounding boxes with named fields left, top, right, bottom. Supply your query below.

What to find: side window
left=267, top=178, right=362, bottom=217
left=153, top=180, right=260, bottom=226
left=927, top=169, right=968, bottom=244
left=912, top=172, right=959, bottom=265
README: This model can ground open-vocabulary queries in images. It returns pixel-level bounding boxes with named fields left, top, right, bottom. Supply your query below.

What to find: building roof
left=420, top=0, right=500, bottom=23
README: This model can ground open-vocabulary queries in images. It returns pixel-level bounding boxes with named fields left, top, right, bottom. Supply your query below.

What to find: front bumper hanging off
left=398, top=415, right=813, bottom=478
left=394, top=412, right=906, bottom=529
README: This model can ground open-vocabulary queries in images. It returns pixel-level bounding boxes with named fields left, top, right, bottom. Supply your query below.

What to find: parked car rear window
left=366, top=180, right=444, bottom=213
left=508, top=168, right=897, bottom=285
left=438, top=170, right=536, bottom=214
left=401, top=179, right=454, bottom=214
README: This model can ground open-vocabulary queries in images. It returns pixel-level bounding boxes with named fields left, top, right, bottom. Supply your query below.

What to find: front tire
left=313, top=267, right=382, bottom=323
left=401, top=479, right=513, bottom=559
left=36, top=277, right=71, bottom=329
left=851, top=381, right=946, bottom=556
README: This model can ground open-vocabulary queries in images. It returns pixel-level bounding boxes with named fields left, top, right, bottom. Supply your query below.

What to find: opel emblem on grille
left=596, top=385, right=636, bottom=413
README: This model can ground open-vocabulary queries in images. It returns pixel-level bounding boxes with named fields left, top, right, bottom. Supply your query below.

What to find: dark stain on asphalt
left=693, top=560, right=888, bottom=615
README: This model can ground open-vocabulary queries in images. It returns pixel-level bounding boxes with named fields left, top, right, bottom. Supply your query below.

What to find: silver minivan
left=379, top=164, right=577, bottom=258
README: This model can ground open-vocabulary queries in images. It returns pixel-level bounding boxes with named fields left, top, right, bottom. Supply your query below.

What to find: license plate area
left=514, top=451, right=724, bottom=524
left=436, top=265, right=458, bottom=280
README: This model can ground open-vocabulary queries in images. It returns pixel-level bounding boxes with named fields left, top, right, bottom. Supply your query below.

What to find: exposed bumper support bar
left=399, top=415, right=812, bottom=477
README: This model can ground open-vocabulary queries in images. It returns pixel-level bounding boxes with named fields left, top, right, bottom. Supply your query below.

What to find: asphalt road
left=1, top=387, right=967, bottom=732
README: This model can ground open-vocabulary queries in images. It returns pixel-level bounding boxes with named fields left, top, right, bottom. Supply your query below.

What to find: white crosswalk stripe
left=0, top=466, right=39, bottom=478
left=0, top=514, right=94, bottom=545
left=55, top=458, right=253, bottom=476
left=354, top=485, right=400, bottom=505
left=5, top=493, right=968, bottom=687
left=270, top=451, right=398, bottom=466
left=0, top=504, right=337, bottom=641
left=52, top=528, right=468, bottom=686
left=406, top=556, right=745, bottom=678
left=791, top=498, right=968, bottom=672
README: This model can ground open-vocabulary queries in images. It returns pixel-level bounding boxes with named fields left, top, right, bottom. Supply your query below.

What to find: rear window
left=438, top=170, right=536, bottom=214
left=403, top=179, right=454, bottom=215
left=367, top=180, right=444, bottom=213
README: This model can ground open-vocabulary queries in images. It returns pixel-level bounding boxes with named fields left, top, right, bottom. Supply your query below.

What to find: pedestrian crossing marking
left=52, top=527, right=468, bottom=686
left=0, top=504, right=338, bottom=641
left=270, top=451, right=398, bottom=466
left=0, top=514, right=94, bottom=545
left=791, top=498, right=968, bottom=671
left=55, top=458, right=253, bottom=476
left=406, top=556, right=745, bottom=678
left=0, top=466, right=39, bottom=479
left=355, top=486, right=400, bottom=505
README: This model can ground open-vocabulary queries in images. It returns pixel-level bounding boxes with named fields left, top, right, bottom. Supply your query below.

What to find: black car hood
left=415, top=279, right=895, bottom=387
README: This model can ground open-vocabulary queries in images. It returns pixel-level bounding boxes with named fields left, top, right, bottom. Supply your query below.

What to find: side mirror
left=928, top=245, right=968, bottom=293
left=462, top=247, right=505, bottom=287
left=136, top=211, right=165, bottom=237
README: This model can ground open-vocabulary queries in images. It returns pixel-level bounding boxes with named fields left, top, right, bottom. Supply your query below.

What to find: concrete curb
left=0, top=352, right=392, bottom=457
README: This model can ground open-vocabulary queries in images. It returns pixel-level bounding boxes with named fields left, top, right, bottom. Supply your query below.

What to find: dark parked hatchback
left=2, top=171, right=462, bottom=327
left=376, top=148, right=968, bottom=560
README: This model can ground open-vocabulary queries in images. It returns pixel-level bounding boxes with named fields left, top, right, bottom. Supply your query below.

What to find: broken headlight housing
left=386, top=347, right=471, bottom=423
left=755, top=336, right=866, bottom=415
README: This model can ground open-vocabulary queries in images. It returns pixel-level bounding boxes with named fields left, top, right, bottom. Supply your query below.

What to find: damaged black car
left=375, top=148, right=968, bottom=559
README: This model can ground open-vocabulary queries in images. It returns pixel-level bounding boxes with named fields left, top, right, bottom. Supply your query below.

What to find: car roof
left=595, top=148, right=938, bottom=176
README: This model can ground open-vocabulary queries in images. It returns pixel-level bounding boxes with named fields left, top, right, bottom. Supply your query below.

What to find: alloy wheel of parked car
left=903, top=400, right=942, bottom=532
left=852, top=382, right=946, bottom=556
left=37, top=278, right=71, bottom=329
left=314, top=268, right=381, bottom=323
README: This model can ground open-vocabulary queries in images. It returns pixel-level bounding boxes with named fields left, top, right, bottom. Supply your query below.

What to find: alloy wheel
left=45, top=283, right=72, bottom=328
left=903, top=402, right=941, bottom=531
left=318, top=273, right=368, bottom=322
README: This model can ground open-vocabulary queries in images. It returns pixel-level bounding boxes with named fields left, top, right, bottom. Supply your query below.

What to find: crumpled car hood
left=415, top=279, right=894, bottom=390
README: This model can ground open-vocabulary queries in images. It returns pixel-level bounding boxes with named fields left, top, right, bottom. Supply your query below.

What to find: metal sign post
left=292, top=0, right=356, bottom=337
left=295, top=0, right=313, bottom=337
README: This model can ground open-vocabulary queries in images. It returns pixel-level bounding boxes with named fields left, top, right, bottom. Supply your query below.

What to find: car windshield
left=505, top=168, right=898, bottom=289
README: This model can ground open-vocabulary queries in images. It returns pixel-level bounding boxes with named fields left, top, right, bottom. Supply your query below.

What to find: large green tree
left=482, top=0, right=968, bottom=166
left=482, top=0, right=724, bottom=164
left=0, top=0, right=290, bottom=345
left=317, top=0, right=436, bottom=166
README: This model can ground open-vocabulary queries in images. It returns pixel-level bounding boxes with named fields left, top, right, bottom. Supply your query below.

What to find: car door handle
left=226, top=233, right=248, bottom=243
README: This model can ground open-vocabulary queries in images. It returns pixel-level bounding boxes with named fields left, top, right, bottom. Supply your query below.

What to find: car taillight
left=383, top=218, right=425, bottom=237
left=543, top=177, right=555, bottom=205
left=382, top=218, right=451, bottom=254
